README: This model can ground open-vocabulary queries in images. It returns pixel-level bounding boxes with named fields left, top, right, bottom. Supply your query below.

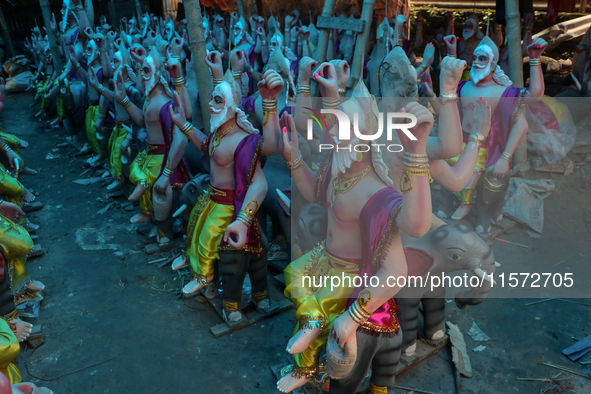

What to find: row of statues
left=1, top=2, right=555, bottom=392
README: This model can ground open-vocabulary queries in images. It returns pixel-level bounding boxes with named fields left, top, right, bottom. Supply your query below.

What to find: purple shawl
left=216, top=133, right=265, bottom=254
left=158, top=101, right=191, bottom=187
left=457, top=80, right=525, bottom=167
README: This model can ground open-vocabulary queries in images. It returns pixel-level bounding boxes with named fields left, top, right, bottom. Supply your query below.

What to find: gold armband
left=501, top=152, right=512, bottom=162
left=284, top=153, right=303, bottom=173
left=213, top=77, right=223, bottom=87
left=400, top=151, right=430, bottom=194
left=529, top=58, right=541, bottom=67
left=468, top=132, right=486, bottom=146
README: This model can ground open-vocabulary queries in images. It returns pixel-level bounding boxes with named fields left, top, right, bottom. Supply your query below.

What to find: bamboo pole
left=0, top=5, right=15, bottom=58
left=505, top=0, right=527, bottom=168
left=39, top=0, right=63, bottom=71
left=135, top=0, right=143, bottom=22
left=84, top=0, right=94, bottom=28
left=347, top=0, right=376, bottom=94
left=184, top=0, right=211, bottom=133
left=237, top=0, right=246, bottom=21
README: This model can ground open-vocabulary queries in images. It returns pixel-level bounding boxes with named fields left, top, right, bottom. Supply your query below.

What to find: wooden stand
left=206, top=274, right=294, bottom=338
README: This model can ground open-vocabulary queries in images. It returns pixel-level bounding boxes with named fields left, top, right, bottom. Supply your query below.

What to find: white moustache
left=473, top=63, right=487, bottom=69
left=210, top=106, right=223, bottom=114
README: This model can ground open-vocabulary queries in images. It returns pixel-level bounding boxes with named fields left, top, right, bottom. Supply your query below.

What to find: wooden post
left=316, top=0, right=337, bottom=66
left=39, top=0, right=63, bottom=71
left=347, top=0, right=376, bottom=94
left=505, top=0, right=527, bottom=168
left=184, top=0, right=211, bottom=133
left=580, top=0, right=588, bottom=13
left=0, top=5, right=15, bottom=58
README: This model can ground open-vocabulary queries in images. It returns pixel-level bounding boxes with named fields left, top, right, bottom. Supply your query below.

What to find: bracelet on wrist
left=322, top=97, right=341, bottom=109
left=162, top=167, right=174, bottom=178
left=439, top=93, right=458, bottom=105
left=529, top=58, right=541, bottom=67
left=180, top=121, right=194, bottom=137
left=297, top=84, right=311, bottom=97
left=1, top=144, right=11, bottom=153
left=501, top=152, right=512, bottom=162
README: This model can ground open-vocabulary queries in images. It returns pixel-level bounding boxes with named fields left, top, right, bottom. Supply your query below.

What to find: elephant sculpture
left=396, top=223, right=498, bottom=355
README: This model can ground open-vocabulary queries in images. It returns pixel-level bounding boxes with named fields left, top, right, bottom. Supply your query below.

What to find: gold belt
left=208, top=184, right=226, bottom=197
left=325, top=251, right=359, bottom=273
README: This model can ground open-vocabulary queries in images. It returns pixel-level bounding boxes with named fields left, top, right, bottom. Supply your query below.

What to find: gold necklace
left=143, top=86, right=160, bottom=113
left=209, top=125, right=233, bottom=156
left=330, top=165, right=372, bottom=207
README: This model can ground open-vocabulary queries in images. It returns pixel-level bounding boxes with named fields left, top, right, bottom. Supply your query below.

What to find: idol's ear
left=403, top=247, right=435, bottom=277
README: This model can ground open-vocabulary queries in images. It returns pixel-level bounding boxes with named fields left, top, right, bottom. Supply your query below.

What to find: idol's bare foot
left=451, top=204, right=471, bottom=220
left=182, top=276, right=213, bottom=295
left=128, top=183, right=147, bottom=201
left=50, top=117, right=61, bottom=126
left=106, top=178, right=124, bottom=190
left=130, top=212, right=152, bottom=223
left=277, top=374, right=312, bottom=393
left=18, top=139, right=28, bottom=148
left=10, top=318, right=33, bottom=342
left=23, top=220, right=40, bottom=231
left=171, top=255, right=188, bottom=271
left=34, top=109, right=44, bottom=118
left=88, top=154, right=103, bottom=167
left=26, top=280, right=45, bottom=291
left=23, top=189, right=35, bottom=203
left=286, top=326, right=323, bottom=355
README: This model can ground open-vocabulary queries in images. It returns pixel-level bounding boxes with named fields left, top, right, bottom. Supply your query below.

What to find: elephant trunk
left=455, top=268, right=495, bottom=311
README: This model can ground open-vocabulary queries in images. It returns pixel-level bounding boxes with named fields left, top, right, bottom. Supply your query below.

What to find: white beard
left=144, top=75, right=157, bottom=95
left=331, top=136, right=360, bottom=179
left=234, top=31, right=244, bottom=47
left=470, top=62, right=492, bottom=85
left=463, top=29, right=474, bottom=41
left=210, top=106, right=234, bottom=134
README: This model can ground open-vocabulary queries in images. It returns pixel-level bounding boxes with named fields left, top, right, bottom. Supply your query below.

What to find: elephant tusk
left=172, top=204, right=188, bottom=218
left=571, top=74, right=582, bottom=91
left=495, top=261, right=501, bottom=267
left=276, top=189, right=291, bottom=210
left=473, top=268, right=497, bottom=285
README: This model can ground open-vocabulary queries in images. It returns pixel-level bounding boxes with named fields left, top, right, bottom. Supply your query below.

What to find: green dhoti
left=107, top=122, right=129, bottom=179
left=184, top=185, right=235, bottom=280
left=128, top=151, right=164, bottom=214
left=37, top=77, right=50, bottom=110
left=57, top=93, right=68, bottom=119
left=85, top=105, right=103, bottom=155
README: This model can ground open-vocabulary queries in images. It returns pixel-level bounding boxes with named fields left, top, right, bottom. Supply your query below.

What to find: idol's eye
left=143, top=67, right=150, bottom=74
left=450, top=254, right=461, bottom=261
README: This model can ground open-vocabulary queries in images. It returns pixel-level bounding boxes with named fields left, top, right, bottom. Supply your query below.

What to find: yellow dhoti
left=446, top=142, right=488, bottom=205
left=0, top=130, right=25, bottom=171
left=128, top=150, right=164, bottom=214
left=85, top=105, right=102, bottom=155
left=0, top=319, right=21, bottom=384
left=0, top=214, right=33, bottom=297
left=461, top=66, right=471, bottom=81
left=284, top=243, right=358, bottom=376
left=107, top=122, right=129, bottom=179
left=184, top=185, right=235, bottom=280
left=0, top=166, right=24, bottom=205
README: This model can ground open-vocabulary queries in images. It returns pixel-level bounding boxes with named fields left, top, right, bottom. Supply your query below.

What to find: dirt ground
left=5, top=91, right=591, bottom=394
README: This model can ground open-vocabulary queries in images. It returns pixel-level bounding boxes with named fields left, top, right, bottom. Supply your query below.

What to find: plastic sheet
left=503, top=178, right=555, bottom=234
left=525, top=97, right=577, bottom=165
left=5, top=71, right=33, bottom=92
